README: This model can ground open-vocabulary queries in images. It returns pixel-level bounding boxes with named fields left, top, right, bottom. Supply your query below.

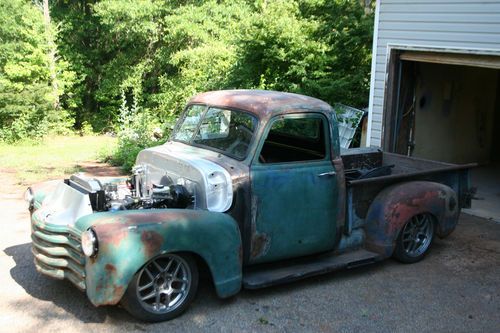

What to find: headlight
left=24, top=187, right=34, bottom=209
left=205, top=171, right=233, bottom=212
left=81, top=228, right=98, bottom=257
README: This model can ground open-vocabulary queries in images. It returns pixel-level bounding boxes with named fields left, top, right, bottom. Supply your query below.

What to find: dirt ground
left=1, top=164, right=499, bottom=333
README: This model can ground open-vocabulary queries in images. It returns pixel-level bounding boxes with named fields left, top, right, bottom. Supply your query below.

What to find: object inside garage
left=382, top=50, right=500, bottom=222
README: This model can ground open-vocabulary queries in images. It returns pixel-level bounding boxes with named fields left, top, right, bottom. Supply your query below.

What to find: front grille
left=31, top=220, right=86, bottom=291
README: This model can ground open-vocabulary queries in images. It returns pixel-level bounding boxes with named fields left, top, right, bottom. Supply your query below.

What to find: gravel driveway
left=1, top=168, right=499, bottom=333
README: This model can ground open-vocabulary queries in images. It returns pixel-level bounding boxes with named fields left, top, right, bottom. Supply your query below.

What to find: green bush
left=1, top=0, right=373, bottom=146
left=51, top=0, right=373, bottom=133
left=108, top=90, right=167, bottom=171
left=0, top=0, right=77, bottom=142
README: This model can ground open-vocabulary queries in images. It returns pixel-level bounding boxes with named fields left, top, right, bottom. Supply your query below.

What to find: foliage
left=50, top=0, right=372, bottom=130
left=107, top=90, right=165, bottom=171
left=0, top=0, right=52, bottom=141
left=1, top=0, right=374, bottom=164
left=0, top=0, right=75, bottom=142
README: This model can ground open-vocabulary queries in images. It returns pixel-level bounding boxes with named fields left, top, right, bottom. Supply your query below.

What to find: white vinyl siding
left=367, top=0, right=500, bottom=147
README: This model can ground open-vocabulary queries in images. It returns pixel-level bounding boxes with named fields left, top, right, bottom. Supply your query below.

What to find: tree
left=42, top=0, right=59, bottom=110
left=0, top=0, right=53, bottom=141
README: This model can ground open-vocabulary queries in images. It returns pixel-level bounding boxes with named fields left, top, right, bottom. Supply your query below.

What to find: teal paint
left=75, top=209, right=242, bottom=305
left=337, top=229, right=365, bottom=253
left=249, top=113, right=339, bottom=264
left=250, top=161, right=338, bottom=263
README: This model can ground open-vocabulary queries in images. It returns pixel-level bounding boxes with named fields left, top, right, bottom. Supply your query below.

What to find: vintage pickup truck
left=26, top=90, right=474, bottom=322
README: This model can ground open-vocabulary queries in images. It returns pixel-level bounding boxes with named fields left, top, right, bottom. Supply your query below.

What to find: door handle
left=317, top=171, right=336, bottom=177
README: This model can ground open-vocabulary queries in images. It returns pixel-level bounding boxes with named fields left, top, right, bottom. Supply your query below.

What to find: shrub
left=108, top=90, right=166, bottom=171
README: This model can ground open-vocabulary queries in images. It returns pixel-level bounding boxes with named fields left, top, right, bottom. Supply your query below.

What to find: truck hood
left=32, top=141, right=234, bottom=233
left=136, top=141, right=233, bottom=212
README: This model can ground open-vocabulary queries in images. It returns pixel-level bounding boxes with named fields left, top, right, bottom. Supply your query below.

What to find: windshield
left=173, top=104, right=258, bottom=160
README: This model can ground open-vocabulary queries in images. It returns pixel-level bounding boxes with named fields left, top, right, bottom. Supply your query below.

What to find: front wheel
left=393, top=213, right=435, bottom=263
left=121, top=253, right=199, bottom=322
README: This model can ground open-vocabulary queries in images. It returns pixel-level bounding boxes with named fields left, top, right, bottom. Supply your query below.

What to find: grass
left=0, top=135, right=117, bottom=185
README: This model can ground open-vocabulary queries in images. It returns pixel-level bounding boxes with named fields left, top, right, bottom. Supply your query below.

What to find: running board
left=243, top=249, right=381, bottom=289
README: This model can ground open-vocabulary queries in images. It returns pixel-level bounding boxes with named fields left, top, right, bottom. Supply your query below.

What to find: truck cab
left=27, top=90, right=473, bottom=322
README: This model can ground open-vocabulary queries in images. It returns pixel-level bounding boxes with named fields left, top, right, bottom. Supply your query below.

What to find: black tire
left=121, top=253, right=199, bottom=322
left=393, top=213, right=435, bottom=263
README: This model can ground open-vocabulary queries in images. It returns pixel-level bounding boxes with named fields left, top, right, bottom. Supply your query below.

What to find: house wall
left=412, top=63, right=498, bottom=164
left=368, top=0, right=500, bottom=147
left=492, top=72, right=500, bottom=162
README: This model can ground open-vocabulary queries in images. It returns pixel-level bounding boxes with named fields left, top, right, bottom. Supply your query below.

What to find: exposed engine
left=66, top=171, right=193, bottom=212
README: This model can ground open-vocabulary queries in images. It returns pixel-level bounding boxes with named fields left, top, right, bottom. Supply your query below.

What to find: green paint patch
left=0, top=135, right=117, bottom=185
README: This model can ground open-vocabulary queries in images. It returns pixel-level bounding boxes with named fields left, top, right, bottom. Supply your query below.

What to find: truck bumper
left=31, top=210, right=86, bottom=291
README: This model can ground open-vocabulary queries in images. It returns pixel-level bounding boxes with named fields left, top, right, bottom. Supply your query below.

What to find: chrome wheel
left=401, top=214, right=434, bottom=257
left=136, top=254, right=192, bottom=314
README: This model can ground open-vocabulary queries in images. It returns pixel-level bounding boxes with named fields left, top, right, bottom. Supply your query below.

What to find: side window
left=259, top=116, right=327, bottom=164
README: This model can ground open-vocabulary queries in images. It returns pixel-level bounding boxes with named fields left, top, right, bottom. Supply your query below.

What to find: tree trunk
left=43, top=0, right=59, bottom=110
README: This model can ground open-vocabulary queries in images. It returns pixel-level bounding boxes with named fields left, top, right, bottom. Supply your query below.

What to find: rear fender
left=77, top=209, right=242, bottom=306
left=364, top=181, right=459, bottom=257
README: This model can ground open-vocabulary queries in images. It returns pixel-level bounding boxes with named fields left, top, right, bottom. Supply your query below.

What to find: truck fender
left=29, top=180, right=62, bottom=209
left=364, top=181, right=460, bottom=257
left=76, top=209, right=242, bottom=306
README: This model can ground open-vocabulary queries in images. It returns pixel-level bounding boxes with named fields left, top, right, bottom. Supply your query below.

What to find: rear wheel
left=393, top=213, right=435, bottom=263
left=121, top=253, right=198, bottom=322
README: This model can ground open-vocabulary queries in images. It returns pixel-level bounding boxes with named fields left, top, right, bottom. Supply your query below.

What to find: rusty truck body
left=26, top=90, right=474, bottom=321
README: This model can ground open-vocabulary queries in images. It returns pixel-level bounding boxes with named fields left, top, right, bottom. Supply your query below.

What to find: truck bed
left=340, top=148, right=475, bottom=232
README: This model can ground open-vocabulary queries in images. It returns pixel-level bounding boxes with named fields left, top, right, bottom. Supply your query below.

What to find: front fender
left=76, top=209, right=242, bottom=306
left=29, top=180, right=62, bottom=210
left=364, top=181, right=459, bottom=257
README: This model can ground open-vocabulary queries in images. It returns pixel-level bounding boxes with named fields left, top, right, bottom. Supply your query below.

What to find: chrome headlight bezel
left=81, top=228, right=98, bottom=257
left=24, top=187, right=34, bottom=209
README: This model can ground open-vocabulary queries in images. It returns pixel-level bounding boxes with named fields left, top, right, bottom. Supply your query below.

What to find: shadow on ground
left=3, top=240, right=387, bottom=327
left=3, top=242, right=132, bottom=324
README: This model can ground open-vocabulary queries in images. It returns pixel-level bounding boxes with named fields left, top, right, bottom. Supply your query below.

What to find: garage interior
left=382, top=50, right=500, bottom=222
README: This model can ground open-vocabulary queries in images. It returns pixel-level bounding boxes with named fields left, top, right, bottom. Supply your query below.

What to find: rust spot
left=383, top=187, right=442, bottom=234
left=250, top=233, right=270, bottom=259
left=98, top=285, right=125, bottom=305
left=365, top=181, right=460, bottom=257
left=189, top=90, right=332, bottom=119
left=141, top=230, right=164, bottom=258
left=113, top=286, right=124, bottom=302
left=93, top=223, right=129, bottom=247
left=333, top=157, right=346, bottom=228
left=249, top=195, right=270, bottom=259
left=105, top=263, right=116, bottom=273
left=95, top=277, right=104, bottom=293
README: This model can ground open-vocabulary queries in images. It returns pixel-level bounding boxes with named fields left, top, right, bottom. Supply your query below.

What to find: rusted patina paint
left=249, top=159, right=338, bottom=263
left=77, top=209, right=242, bottom=306
left=364, top=181, right=459, bottom=257
left=104, top=263, right=116, bottom=273
left=333, top=157, right=346, bottom=229
left=249, top=196, right=270, bottom=260
left=92, top=223, right=129, bottom=248
left=140, top=230, right=164, bottom=257
left=189, top=90, right=332, bottom=120
left=250, top=233, right=270, bottom=259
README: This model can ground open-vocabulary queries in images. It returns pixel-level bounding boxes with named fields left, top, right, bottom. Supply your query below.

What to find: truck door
left=249, top=113, right=338, bottom=264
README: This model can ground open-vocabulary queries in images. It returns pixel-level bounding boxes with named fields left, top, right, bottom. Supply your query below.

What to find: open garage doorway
left=382, top=50, right=500, bottom=222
